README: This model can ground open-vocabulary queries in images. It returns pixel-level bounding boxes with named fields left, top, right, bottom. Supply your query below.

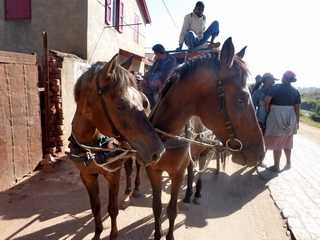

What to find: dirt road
left=0, top=152, right=291, bottom=240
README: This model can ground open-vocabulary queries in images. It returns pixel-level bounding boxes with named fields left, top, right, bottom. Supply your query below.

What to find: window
left=105, top=0, right=112, bottom=25
left=116, top=0, right=124, bottom=32
left=105, top=0, right=124, bottom=33
left=133, top=14, right=139, bottom=43
left=5, top=0, right=31, bottom=20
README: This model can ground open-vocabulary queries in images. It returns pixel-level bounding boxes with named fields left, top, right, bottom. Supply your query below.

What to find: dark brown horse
left=70, top=54, right=165, bottom=240
left=147, top=37, right=265, bottom=240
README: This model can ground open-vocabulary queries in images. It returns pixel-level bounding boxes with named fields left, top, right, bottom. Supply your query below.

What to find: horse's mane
left=150, top=52, right=249, bottom=121
left=160, top=52, right=248, bottom=98
left=74, top=62, right=137, bottom=102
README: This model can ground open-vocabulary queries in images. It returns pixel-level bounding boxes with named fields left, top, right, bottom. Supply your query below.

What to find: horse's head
left=210, top=37, right=265, bottom=166
left=186, top=38, right=264, bottom=166
left=72, top=54, right=165, bottom=165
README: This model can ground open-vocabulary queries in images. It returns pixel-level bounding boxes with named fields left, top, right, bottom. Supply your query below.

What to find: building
left=0, top=0, right=151, bottom=71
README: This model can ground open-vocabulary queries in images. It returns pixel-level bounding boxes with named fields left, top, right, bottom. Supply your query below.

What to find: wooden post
left=42, top=32, right=50, bottom=155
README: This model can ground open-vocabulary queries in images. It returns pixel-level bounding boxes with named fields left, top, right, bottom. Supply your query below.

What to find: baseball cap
left=261, top=73, right=278, bottom=82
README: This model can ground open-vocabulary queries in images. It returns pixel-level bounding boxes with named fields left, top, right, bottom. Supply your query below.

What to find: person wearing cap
left=264, top=70, right=301, bottom=172
left=144, top=44, right=177, bottom=106
left=249, top=74, right=263, bottom=94
left=177, top=1, right=220, bottom=50
left=252, top=73, right=278, bottom=134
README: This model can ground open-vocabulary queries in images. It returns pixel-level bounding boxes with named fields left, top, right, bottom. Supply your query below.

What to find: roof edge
left=137, top=0, right=151, bottom=24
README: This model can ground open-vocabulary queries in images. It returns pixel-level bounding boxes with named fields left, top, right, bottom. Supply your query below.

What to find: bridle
left=69, top=64, right=134, bottom=170
left=216, top=75, right=243, bottom=152
left=95, top=71, right=123, bottom=139
left=150, top=57, right=243, bottom=153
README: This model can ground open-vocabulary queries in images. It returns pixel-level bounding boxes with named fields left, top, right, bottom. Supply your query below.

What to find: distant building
left=0, top=0, right=151, bottom=71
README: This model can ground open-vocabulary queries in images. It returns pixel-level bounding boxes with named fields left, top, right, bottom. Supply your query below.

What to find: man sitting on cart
left=177, top=1, right=220, bottom=50
left=144, top=44, right=176, bottom=107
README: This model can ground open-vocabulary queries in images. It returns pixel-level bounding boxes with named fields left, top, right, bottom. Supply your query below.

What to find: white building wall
left=87, top=0, right=146, bottom=71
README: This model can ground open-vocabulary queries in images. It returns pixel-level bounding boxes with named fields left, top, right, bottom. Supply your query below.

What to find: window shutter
left=5, top=0, right=31, bottom=20
left=105, top=0, right=112, bottom=25
left=134, top=15, right=139, bottom=43
left=118, top=0, right=124, bottom=32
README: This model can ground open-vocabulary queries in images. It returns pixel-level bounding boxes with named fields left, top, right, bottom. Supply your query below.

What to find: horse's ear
left=104, top=53, right=119, bottom=75
left=121, top=55, right=134, bottom=70
left=220, top=37, right=235, bottom=68
left=236, top=46, right=247, bottom=59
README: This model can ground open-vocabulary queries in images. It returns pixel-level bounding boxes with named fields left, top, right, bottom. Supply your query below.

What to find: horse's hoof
left=132, top=189, right=142, bottom=198
left=154, top=233, right=162, bottom=240
left=119, top=195, right=130, bottom=210
left=109, top=233, right=118, bottom=240
left=166, top=234, right=174, bottom=240
left=91, top=235, right=101, bottom=240
left=193, top=197, right=200, bottom=205
left=124, top=189, right=131, bottom=195
left=183, top=197, right=191, bottom=203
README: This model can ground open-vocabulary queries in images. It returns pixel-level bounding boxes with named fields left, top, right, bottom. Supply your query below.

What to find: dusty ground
left=299, top=122, right=320, bottom=145
left=0, top=151, right=291, bottom=240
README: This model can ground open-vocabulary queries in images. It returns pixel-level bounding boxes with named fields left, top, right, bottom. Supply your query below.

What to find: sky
left=144, top=0, right=320, bottom=88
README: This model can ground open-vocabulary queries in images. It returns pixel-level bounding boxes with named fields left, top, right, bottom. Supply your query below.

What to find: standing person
left=177, top=1, right=220, bottom=50
left=249, top=74, right=263, bottom=94
left=252, top=73, right=278, bottom=133
left=144, top=44, right=176, bottom=107
left=264, top=70, right=301, bottom=172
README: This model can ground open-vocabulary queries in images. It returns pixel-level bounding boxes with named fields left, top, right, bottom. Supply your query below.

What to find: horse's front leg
left=132, top=160, right=141, bottom=198
left=147, top=169, right=163, bottom=240
left=183, top=162, right=194, bottom=203
left=193, top=176, right=202, bottom=205
left=107, top=171, right=121, bottom=240
left=166, top=174, right=184, bottom=240
left=193, top=152, right=207, bottom=204
left=80, top=172, right=103, bottom=240
left=124, top=158, right=133, bottom=195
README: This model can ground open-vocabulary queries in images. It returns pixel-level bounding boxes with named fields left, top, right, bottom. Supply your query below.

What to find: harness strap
left=95, top=71, right=122, bottom=138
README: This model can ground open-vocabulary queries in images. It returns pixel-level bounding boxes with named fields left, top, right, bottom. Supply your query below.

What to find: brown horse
left=70, top=54, right=165, bottom=240
left=147, top=37, right=265, bottom=240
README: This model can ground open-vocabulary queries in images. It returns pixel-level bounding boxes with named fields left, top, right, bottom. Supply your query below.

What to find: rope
left=155, top=128, right=226, bottom=174
left=155, top=128, right=222, bottom=149
left=70, top=133, right=136, bottom=172
left=71, top=133, right=137, bottom=153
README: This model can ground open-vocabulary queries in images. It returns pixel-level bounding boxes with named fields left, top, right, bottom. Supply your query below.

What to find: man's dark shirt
left=268, top=83, right=301, bottom=106
left=146, top=54, right=177, bottom=89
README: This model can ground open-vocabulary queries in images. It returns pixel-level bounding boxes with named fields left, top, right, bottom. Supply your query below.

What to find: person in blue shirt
left=144, top=44, right=177, bottom=106
left=252, top=73, right=278, bottom=133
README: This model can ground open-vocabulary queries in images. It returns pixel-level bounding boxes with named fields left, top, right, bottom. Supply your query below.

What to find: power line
left=161, top=0, right=179, bottom=30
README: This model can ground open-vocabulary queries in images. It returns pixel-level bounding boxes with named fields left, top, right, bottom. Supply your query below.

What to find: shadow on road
left=0, top=159, right=277, bottom=239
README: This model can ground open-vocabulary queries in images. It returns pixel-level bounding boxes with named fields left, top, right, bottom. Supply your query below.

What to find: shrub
left=311, top=113, right=320, bottom=122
